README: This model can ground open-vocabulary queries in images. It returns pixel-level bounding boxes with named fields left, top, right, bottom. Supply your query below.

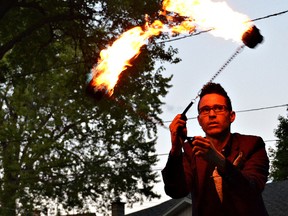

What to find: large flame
left=162, top=0, right=252, bottom=41
left=89, top=0, right=252, bottom=97
left=90, top=20, right=164, bottom=96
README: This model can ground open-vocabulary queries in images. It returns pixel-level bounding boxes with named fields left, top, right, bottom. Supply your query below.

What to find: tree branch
left=0, top=13, right=91, bottom=60
left=0, top=0, right=18, bottom=20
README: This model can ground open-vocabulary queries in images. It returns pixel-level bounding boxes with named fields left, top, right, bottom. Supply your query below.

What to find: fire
left=88, top=0, right=253, bottom=98
left=89, top=20, right=164, bottom=96
left=162, top=0, right=252, bottom=42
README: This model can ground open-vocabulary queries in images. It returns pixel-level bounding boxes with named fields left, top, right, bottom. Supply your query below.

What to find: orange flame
left=89, top=0, right=252, bottom=97
left=162, top=0, right=252, bottom=41
left=90, top=20, right=164, bottom=96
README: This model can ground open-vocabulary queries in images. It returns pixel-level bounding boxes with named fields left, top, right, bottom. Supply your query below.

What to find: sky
left=125, top=0, right=288, bottom=214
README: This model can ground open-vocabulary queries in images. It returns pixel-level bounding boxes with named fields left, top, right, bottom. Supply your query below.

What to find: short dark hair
left=198, top=82, right=232, bottom=111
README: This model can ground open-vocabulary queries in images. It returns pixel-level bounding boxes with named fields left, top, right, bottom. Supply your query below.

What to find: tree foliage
left=270, top=108, right=288, bottom=181
left=0, top=0, right=180, bottom=215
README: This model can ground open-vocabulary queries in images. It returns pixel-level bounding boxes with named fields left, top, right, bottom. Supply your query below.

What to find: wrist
left=171, top=146, right=182, bottom=157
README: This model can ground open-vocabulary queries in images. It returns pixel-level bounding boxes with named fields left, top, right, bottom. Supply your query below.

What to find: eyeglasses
left=198, top=104, right=228, bottom=116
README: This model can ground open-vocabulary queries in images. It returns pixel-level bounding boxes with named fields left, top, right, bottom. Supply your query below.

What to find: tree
left=270, top=108, right=288, bottom=181
left=0, top=1, right=180, bottom=215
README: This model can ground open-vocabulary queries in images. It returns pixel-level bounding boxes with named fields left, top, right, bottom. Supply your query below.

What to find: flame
left=90, top=20, right=164, bottom=96
left=89, top=0, right=252, bottom=97
left=162, top=0, right=252, bottom=41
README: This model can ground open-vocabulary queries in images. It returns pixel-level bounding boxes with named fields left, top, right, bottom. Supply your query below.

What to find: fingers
left=192, top=146, right=208, bottom=156
left=169, top=114, right=187, bottom=156
left=192, top=136, right=210, bottom=148
left=190, top=137, right=225, bottom=167
left=170, top=114, right=187, bottom=139
left=191, top=136, right=214, bottom=158
left=169, top=114, right=187, bottom=133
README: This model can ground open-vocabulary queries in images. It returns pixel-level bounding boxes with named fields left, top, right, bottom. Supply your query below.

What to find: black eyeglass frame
left=198, top=104, right=229, bottom=116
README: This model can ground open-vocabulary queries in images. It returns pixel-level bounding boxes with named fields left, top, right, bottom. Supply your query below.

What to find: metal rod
left=182, top=100, right=195, bottom=116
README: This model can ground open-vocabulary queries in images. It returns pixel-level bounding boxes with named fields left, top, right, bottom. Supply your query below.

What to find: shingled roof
left=126, top=180, right=288, bottom=216
left=126, top=195, right=191, bottom=216
left=263, top=180, right=288, bottom=216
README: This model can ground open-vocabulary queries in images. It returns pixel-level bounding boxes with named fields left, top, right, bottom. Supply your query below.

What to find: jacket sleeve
left=218, top=135, right=269, bottom=197
left=162, top=142, right=194, bottom=199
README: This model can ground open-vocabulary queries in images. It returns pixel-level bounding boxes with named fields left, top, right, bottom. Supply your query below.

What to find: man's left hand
left=191, top=136, right=226, bottom=170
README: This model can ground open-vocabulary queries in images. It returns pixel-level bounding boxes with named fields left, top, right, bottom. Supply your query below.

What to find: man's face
left=197, top=93, right=235, bottom=138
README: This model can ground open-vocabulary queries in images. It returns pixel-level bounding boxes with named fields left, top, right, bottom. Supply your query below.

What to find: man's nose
left=208, top=109, right=217, bottom=116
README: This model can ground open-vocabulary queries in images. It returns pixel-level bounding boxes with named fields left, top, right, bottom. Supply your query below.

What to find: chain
left=182, top=44, right=246, bottom=115
left=208, top=44, right=245, bottom=84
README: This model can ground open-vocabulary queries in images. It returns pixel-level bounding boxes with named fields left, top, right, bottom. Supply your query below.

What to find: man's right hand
left=169, top=114, right=187, bottom=156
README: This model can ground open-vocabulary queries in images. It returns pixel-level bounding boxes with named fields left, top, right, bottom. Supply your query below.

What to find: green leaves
left=0, top=0, right=180, bottom=215
left=270, top=108, right=288, bottom=181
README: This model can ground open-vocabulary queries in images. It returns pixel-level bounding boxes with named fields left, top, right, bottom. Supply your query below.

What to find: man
left=162, top=83, right=269, bottom=216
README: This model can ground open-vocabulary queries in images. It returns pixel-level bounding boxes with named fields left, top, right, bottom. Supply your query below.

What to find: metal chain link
left=182, top=44, right=246, bottom=115
left=208, top=44, right=246, bottom=84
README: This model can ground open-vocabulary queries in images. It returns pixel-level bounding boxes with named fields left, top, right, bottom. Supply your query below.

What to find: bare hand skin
left=191, top=136, right=226, bottom=171
left=169, top=114, right=187, bottom=156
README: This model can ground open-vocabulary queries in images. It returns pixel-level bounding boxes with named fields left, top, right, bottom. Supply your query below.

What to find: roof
left=263, top=180, right=288, bottom=216
left=126, top=194, right=191, bottom=216
left=63, top=214, right=96, bottom=216
left=126, top=180, right=288, bottom=216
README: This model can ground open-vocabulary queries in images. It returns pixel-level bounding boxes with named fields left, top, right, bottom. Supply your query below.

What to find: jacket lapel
left=228, top=134, right=240, bottom=164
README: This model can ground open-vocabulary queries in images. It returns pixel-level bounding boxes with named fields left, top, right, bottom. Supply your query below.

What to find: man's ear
left=230, top=111, right=236, bottom=123
left=197, top=115, right=204, bottom=129
left=197, top=115, right=201, bottom=124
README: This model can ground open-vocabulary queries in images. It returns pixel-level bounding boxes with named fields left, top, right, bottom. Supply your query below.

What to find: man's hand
left=169, top=114, right=187, bottom=156
left=191, top=136, right=226, bottom=170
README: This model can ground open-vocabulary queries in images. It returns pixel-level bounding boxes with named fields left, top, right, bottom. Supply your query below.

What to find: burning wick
left=85, top=71, right=110, bottom=100
left=241, top=25, right=263, bottom=48
left=86, top=79, right=109, bottom=100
